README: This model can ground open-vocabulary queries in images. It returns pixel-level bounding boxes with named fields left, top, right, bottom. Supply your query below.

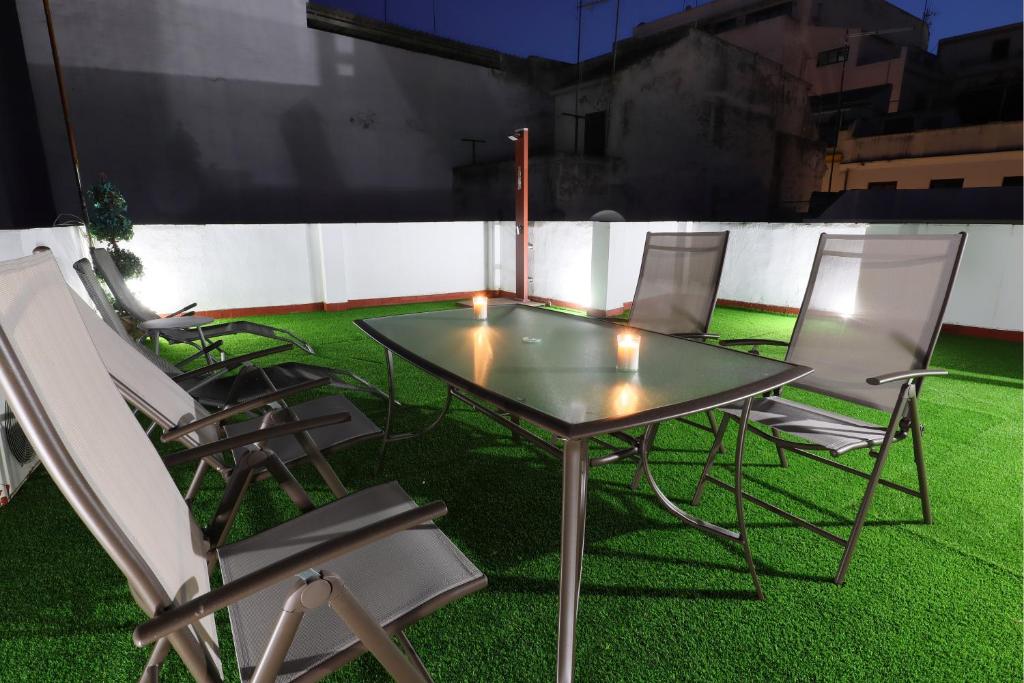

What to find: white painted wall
left=0, top=221, right=1017, bottom=333
left=337, top=222, right=487, bottom=301
left=126, top=222, right=493, bottom=312
left=528, top=221, right=595, bottom=307
left=565, top=220, right=1023, bottom=332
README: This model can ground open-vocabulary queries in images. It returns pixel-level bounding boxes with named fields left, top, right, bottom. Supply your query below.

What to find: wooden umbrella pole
left=41, top=0, right=91, bottom=243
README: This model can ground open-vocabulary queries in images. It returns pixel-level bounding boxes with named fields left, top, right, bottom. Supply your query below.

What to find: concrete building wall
left=545, top=31, right=823, bottom=219
left=14, top=0, right=551, bottom=225
left=825, top=121, right=1024, bottom=190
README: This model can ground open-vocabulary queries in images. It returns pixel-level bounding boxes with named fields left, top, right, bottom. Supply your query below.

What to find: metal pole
left=610, top=0, right=621, bottom=77
left=826, top=36, right=850, bottom=193
left=41, top=0, right=91, bottom=241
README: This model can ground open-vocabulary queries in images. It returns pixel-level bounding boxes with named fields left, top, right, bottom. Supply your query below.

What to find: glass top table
left=356, top=305, right=809, bottom=438
left=355, top=305, right=811, bottom=682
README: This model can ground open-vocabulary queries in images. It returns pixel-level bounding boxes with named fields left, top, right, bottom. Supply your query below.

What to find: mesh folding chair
left=0, top=252, right=485, bottom=683
left=90, top=246, right=316, bottom=356
left=612, top=232, right=730, bottom=488
left=624, top=231, right=729, bottom=341
left=71, top=291, right=383, bottom=547
left=75, top=257, right=388, bottom=406
left=691, top=232, right=967, bottom=585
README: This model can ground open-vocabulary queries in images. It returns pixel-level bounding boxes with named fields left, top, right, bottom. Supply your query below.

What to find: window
left=882, top=117, right=914, bottom=134
left=583, top=111, right=607, bottom=156
left=817, top=46, right=849, bottom=67
left=929, top=178, right=964, bottom=189
left=991, top=38, right=1010, bottom=62
left=745, top=2, right=793, bottom=25
left=868, top=181, right=897, bottom=190
left=709, top=18, right=738, bottom=34
left=1002, top=176, right=1023, bottom=186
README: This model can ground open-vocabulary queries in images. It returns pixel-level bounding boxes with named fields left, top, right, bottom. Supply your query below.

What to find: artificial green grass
left=1, top=304, right=1020, bottom=681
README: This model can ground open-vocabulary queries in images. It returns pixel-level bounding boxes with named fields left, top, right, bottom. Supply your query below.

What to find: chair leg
left=834, top=443, right=892, bottom=585
left=183, top=459, right=211, bottom=505
left=770, top=428, right=789, bottom=468
left=397, top=631, right=435, bottom=683
left=137, top=638, right=170, bottom=683
left=908, top=396, right=932, bottom=524
left=691, top=414, right=730, bottom=506
left=326, top=574, right=429, bottom=683
left=732, top=399, right=763, bottom=599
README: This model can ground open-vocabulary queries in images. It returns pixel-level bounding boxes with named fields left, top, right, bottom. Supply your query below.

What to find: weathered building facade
left=455, top=28, right=823, bottom=220
left=6, top=0, right=823, bottom=226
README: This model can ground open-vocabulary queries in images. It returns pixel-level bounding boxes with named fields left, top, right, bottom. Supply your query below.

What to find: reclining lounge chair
left=72, top=291, right=383, bottom=546
left=76, top=256, right=387, bottom=405
left=90, top=246, right=315, bottom=356
left=0, top=252, right=485, bottom=682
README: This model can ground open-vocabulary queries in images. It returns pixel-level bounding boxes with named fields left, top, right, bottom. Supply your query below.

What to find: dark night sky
left=315, top=0, right=1023, bottom=61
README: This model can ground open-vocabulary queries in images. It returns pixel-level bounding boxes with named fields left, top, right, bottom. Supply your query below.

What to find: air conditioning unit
left=0, top=401, right=39, bottom=506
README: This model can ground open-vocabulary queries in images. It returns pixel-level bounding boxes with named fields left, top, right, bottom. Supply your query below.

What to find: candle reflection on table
left=472, top=324, right=493, bottom=385
left=610, top=381, right=642, bottom=417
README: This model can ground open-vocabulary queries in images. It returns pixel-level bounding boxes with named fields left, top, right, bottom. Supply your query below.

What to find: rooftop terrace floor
left=1, top=304, right=1021, bottom=681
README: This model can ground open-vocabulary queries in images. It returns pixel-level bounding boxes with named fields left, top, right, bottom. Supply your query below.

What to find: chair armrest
left=173, top=344, right=292, bottom=381
left=160, top=375, right=331, bottom=442
left=162, top=410, right=351, bottom=467
left=718, top=338, right=790, bottom=348
left=133, top=500, right=448, bottom=646
left=866, top=369, right=947, bottom=386
left=166, top=303, right=197, bottom=317
left=670, top=332, right=720, bottom=341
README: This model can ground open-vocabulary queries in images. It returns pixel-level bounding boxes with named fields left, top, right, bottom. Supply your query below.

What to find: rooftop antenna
left=574, top=0, right=609, bottom=155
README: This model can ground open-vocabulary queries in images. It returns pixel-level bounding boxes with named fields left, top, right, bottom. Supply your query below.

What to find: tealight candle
left=472, top=295, right=488, bottom=320
left=616, top=332, right=640, bottom=372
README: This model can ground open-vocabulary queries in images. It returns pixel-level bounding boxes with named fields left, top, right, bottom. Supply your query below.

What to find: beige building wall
left=823, top=121, right=1023, bottom=191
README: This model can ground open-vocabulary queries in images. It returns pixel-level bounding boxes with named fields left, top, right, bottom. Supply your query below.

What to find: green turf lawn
left=1, top=304, right=1020, bottom=681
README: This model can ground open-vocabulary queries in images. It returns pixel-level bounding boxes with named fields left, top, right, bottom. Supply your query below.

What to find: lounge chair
left=75, top=257, right=388, bottom=406
left=689, top=232, right=967, bottom=585
left=0, top=252, right=485, bottom=682
left=90, top=246, right=315, bottom=356
left=71, top=290, right=383, bottom=546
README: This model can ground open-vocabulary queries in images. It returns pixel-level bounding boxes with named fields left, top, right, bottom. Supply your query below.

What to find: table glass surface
left=357, top=306, right=809, bottom=435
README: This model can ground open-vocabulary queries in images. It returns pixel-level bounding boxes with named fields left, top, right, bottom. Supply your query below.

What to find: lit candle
left=471, top=294, right=487, bottom=321
left=616, top=332, right=640, bottom=372
left=472, top=295, right=488, bottom=320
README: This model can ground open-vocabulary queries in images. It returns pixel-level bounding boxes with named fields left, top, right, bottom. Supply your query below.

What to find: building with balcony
left=632, top=0, right=938, bottom=140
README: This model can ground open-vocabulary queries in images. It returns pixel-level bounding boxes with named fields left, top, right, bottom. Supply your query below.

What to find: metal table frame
left=355, top=308, right=810, bottom=682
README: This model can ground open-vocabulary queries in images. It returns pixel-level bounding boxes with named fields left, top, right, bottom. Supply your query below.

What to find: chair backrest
left=787, top=232, right=966, bottom=412
left=71, top=294, right=218, bottom=448
left=73, top=257, right=183, bottom=376
left=0, top=253, right=220, bottom=677
left=627, top=231, right=729, bottom=336
left=90, top=247, right=160, bottom=322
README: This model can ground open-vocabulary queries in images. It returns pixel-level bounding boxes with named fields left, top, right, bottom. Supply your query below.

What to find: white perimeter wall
left=3, top=221, right=1020, bottom=333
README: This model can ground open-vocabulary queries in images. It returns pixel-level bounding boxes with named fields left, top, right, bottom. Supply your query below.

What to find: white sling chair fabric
left=0, top=253, right=220, bottom=674
left=72, top=293, right=219, bottom=448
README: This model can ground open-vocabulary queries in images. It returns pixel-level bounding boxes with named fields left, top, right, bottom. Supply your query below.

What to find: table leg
left=557, top=438, right=589, bottom=683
